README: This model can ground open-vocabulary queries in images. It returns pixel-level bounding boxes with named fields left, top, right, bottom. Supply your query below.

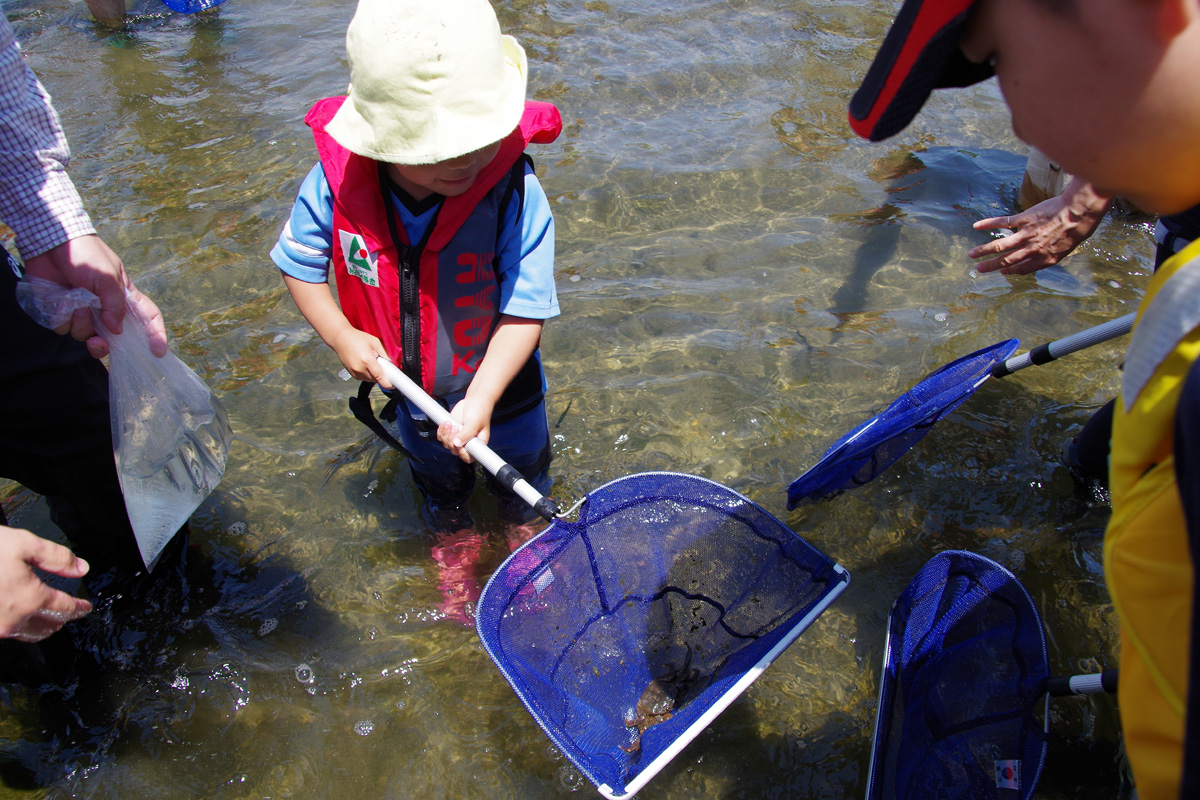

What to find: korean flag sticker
left=995, top=759, right=1021, bottom=791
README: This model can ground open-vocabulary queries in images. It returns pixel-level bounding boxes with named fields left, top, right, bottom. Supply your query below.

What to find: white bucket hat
left=325, top=0, right=528, bottom=165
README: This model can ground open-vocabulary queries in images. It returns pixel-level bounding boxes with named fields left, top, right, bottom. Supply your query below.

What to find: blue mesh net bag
left=864, top=550, right=1051, bottom=800
left=787, top=339, right=1019, bottom=507
left=475, top=472, right=849, bottom=799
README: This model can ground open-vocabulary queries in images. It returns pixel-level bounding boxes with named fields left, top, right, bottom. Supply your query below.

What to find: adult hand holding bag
left=16, top=276, right=232, bottom=569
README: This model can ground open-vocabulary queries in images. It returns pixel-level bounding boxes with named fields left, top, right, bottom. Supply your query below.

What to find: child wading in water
left=271, top=0, right=562, bottom=623
left=850, top=0, right=1200, bottom=797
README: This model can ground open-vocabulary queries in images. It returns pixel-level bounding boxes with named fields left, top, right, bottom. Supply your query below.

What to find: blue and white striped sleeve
left=270, top=163, right=335, bottom=284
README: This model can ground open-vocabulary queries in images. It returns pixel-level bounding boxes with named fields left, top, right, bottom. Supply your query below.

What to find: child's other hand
left=439, top=397, right=494, bottom=463
left=330, top=328, right=391, bottom=387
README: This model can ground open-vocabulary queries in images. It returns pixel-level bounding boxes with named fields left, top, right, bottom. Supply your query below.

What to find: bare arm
left=438, top=316, right=544, bottom=462
left=969, top=177, right=1112, bottom=275
left=0, top=526, right=92, bottom=642
left=281, top=272, right=392, bottom=388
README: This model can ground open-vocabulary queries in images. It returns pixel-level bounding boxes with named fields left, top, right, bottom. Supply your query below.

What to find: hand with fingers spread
left=0, top=526, right=93, bottom=642
left=969, top=177, right=1112, bottom=275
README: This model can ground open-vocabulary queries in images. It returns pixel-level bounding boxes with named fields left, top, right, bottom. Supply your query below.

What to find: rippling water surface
left=0, top=0, right=1149, bottom=797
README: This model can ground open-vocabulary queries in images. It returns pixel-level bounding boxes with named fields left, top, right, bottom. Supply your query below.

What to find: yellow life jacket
left=1106, top=238, right=1200, bottom=800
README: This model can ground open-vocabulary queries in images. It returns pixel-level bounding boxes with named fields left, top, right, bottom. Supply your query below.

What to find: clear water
left=0, top=0, right=1147, bottom=797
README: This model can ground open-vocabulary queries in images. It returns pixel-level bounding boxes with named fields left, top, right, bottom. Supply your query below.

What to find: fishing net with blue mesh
left=787, top=339, right=1020, bottom=508
left=475, top=472, right=849, bottom=799
left=864, top=550, right=1050, bottom=800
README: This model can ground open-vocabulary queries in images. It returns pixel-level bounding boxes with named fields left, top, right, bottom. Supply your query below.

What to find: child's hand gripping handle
left=375, top=357, right=560, bottom=522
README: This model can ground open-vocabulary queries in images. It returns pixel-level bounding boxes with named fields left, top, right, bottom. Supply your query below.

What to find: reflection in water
left=0, top=0, right=1150, bottom=797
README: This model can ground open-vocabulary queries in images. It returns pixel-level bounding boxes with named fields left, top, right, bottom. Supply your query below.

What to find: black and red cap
left=848, top=0, right=995, bottom=142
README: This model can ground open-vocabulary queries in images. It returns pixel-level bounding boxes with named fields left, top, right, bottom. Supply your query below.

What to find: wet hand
left=22, top=235, right=141, bottom=344
left=969, top=206, right=1074, bottom=275
left=24, top=237, right=169, bottom=358
left=969, top=182, right=1110, bottom=275
left=0, top=526, right=93, bottom=642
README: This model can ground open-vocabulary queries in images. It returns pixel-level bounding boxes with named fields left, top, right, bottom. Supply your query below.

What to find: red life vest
left=305, top=96, right=562, bottom=397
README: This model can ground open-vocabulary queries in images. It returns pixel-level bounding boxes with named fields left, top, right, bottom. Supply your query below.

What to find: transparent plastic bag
left=16, top=277, right=232, bottom=569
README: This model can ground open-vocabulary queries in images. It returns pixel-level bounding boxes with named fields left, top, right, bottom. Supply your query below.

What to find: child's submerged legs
left=428, top=528, right=490, bottom=624
left=487, top=398, right=554, bottom=551
left=388, top=400, right=481, bottom=623
left=389, top=395, right=553, bottom=622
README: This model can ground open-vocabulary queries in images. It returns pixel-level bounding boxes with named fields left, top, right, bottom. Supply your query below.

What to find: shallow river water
left=0, top=0, right=1149, bottom=797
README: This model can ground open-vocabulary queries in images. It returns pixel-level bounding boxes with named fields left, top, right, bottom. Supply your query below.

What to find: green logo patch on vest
left=338, top=230, right=379, bottom=288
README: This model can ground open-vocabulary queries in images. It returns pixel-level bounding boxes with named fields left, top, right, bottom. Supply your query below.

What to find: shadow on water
left=0, top=491, right=336, bottom=794
left=824, top=143, right=1029, bottom=342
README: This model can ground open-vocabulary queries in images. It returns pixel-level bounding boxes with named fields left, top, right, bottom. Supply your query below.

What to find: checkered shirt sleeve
left=0, top=16, right=95, bottom=260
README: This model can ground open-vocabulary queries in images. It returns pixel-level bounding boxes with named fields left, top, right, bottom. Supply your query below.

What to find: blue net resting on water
left=864, top=550, right=1050, bottom=800
left=159, top=0, right=227, bottom=13
left=475, top=472, right=849, bottom=800
left=786, top=339, right=1020, bottom=508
